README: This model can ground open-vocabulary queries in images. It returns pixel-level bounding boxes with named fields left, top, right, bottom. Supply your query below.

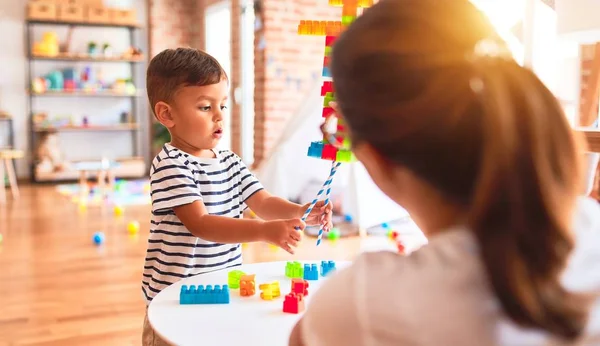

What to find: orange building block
left=291, top=278, right=309, bottom=297
left=240, top=274, right=256, bottom=297
left=283, top=292, right=305, bottom=314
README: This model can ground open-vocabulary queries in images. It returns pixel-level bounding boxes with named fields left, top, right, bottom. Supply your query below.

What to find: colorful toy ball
left=327, top=227, right=341, bottom=240
left=114, top=205, right=124, bottom=217
left=127, top=221, right=140, bottom=234
left=93, top=232, right=105, bottom=245
left=344, top=214, right=353, bottom=222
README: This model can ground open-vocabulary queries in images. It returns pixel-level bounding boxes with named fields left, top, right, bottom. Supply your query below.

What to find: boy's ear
left=155, top=101, right=175, bottom=128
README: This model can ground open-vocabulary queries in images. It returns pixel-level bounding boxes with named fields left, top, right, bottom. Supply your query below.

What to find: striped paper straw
left=297, top=161, right=341, bottom=246
left=316, top=163, right=339, bottom=246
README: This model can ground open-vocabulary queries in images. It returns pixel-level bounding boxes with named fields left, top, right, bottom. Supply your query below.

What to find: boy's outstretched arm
left=174, top=200, right=303, bottom=253
left=246, top=190, right=333, bottom=228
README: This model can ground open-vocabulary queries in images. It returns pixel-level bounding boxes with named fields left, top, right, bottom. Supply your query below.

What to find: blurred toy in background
left=36, top=132, right=68, bottom=173
left=62, top=68, right=77, bottom=91
left=123, top=47, right=143, bottom=59
left=102, top=43, right=113, bottom=57
left=32, top=32, right=59, bottom=57
left=112, top=78, right=136, bottom=95
left=87, top=41, right=98, bottom=56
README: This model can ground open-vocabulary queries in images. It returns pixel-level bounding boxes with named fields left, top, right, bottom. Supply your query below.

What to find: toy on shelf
left=291, top=278, right=309, bottom=296
left=239, top=274, right=256, bottom=297
left=259, top=281, right=281, bottom=300
left=320, top=260, right=336, bottom=276
left=32, top=32, right=59, bottom=57
left=303, top=264, right=319, bottom=280
left=87, top=42, right=98, bottom=56
left=228, top=269, right=246, bottom=289
left=285, top=261, right=304, bottom=278
left=298, top=0, right=373, bottom=246
left=179, top=284, right=230, bottom=304
left=283, top=292, right=305, bottom=314
left=123, top=47, right=143, bottom=59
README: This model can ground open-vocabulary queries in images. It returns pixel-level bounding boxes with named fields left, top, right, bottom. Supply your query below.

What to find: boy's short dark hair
left=146, top=48, right=228, bottom=115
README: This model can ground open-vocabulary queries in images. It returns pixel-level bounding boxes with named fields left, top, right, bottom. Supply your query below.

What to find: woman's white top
left=301, top=197, right=600, bottom=346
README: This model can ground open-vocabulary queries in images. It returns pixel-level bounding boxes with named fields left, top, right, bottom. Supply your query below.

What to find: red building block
left=325, top=35, right=337, bottom=46
left=321, top=144, right=338, bottom=161
left=323, top=56, right=331, bottom=67
left=283, top=292, right=305, bottom=314
left=321, top=81, right=334, bottom=96
left=322, top=107, right=335, bottom=118
left=291, top=278, right=309, bottom=296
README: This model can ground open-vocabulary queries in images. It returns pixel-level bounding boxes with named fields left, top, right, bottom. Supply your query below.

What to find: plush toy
left=36, top=132, right=68, bottom=173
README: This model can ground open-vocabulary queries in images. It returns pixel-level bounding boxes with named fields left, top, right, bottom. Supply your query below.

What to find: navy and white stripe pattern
left=141, top=144, right=263, bottom=303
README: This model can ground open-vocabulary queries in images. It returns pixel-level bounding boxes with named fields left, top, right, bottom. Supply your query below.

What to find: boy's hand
left=301, top=201, right=333, bottom=230
left=264, top=219, right=305, bottom=254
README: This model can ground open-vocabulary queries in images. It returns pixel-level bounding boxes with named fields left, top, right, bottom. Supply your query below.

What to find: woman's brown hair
left=331, top=0, right=588, bottom=340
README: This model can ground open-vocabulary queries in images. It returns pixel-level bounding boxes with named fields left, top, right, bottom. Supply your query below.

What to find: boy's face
left=158, top=79, right=228, bottom=154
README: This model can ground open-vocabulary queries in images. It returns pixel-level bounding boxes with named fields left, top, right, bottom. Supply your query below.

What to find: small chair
left=0, top=149, right=24, bottom=204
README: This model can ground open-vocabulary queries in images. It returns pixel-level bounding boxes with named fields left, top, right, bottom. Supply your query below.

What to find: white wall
left=0, top=0, right=148, bottom=178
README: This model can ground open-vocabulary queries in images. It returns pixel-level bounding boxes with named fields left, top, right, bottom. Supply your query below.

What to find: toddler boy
left=141, top=48, right=332, bottom=345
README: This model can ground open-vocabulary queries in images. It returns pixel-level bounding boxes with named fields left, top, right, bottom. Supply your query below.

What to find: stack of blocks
left=303, top=264, right=319, bottom=280
left=259, top=281, right=281, bottom=300
left=240, top=274, right=256, bottom=297
left=285, top=261, right=304, bottom=278
left=283, top=278, right=310, bottom=314
left=320, top=260, right=336, bottom=276
left=179, top=285, right=230, bottom=304
left=228, top=270, right=245, bottom=289
left=300, top=0, right=374, bottom=163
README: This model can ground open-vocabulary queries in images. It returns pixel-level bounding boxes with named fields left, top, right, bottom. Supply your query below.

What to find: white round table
left=148, top=261, right=349, bottom=346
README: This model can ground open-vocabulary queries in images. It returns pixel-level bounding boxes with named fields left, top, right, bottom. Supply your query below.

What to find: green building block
left=228, top=269, right=245, bottom=289
left=323, top=94, right=336, bottom=107
left=325, top=46, right=332, bottom=56
left=342, top=15, right=356, bottom=26
left=336, top=150, right=355, bottom=162
left=285, top=261, right=304, bottom=278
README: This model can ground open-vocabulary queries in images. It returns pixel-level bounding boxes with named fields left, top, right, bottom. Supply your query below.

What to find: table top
left=72, top=160, right=120, bottom=171
left=148, top=260, right=349, bottom=346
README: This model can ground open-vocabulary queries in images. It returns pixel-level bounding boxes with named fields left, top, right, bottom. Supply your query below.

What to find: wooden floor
left=0, top=185, right=363, bottom=346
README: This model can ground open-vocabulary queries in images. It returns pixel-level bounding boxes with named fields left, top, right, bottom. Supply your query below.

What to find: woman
left=289, top=0, right=600, bottom=345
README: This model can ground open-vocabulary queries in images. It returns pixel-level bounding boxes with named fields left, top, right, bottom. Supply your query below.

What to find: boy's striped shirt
left=141, top=144, right=263, bottom=303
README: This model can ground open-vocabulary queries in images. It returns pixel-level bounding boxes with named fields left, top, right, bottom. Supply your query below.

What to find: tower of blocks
left=303, top=264, right=319, bottom=280
left=299, top=0, right=373, bottom=163
left=180, top=284, right=230, bottom=304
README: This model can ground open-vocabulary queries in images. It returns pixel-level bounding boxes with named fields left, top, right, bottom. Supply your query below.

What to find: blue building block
left=320, top=260, right=336, bottom=277
left=307, top=141, right=324, bottom=158
left=303, top=264, right=319, bottom=280
left=322, top=66, right=331, bottom=77
left=179, top=284, right=230, bottom=304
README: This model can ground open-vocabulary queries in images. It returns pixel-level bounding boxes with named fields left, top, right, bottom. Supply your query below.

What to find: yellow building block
left=259, top=281, right=281, bottom=300
left=298, top=20, right=343, bottom=36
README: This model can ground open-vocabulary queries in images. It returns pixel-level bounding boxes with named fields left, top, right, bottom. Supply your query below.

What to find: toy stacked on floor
left=298, top=0, right=373, bottom=246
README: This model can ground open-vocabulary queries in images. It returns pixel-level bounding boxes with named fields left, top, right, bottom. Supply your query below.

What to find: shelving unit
left=25, top=18, right=147, bottom=183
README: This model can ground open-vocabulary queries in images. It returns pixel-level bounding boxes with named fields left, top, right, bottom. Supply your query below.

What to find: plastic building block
left=324, top=46, right=332, bottom=56
left=307, top=141, right=324, bottom=158
left=325, top=35, right=337, bottom=46
left=322, top=144, right=338, bottom=160
left=336, top=150, right=354, bottom=162
left=180, top=284, right=230, bottom=304
left=228, top=269, right=246, bottom=289
left=323, top=93, right=335, bottom=107
left=320, top=260, right=336, bottom=276
left=303, top=264, right=319, bottom=280
left=283, top=292, right=305, bottom=314
left=240, top=274, right=256, bottom=297
left=342, top=15, right=356, bottom=26
left=285, top=261, right=304, bottom=278
left=322, top=66, right=332, bottom=77
left=291, top=278, right=309, bottom=296
left=321, top=81, right=334, bottom=96
left=298, top=20, right=343, bottom=36
left=259, top=281, right=281, bottom=300
left=322, top=107, right=335, bottom=118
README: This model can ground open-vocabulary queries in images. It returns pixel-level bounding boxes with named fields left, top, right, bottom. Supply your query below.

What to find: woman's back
left=299, top=197, right=600, bottom=346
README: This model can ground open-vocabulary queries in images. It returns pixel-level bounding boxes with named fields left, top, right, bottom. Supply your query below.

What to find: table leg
left=97, top=170, right=106, bottom=196
left=4, top=158, right=19, bottom=200
left=0, top=160, right=5, bottom=204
